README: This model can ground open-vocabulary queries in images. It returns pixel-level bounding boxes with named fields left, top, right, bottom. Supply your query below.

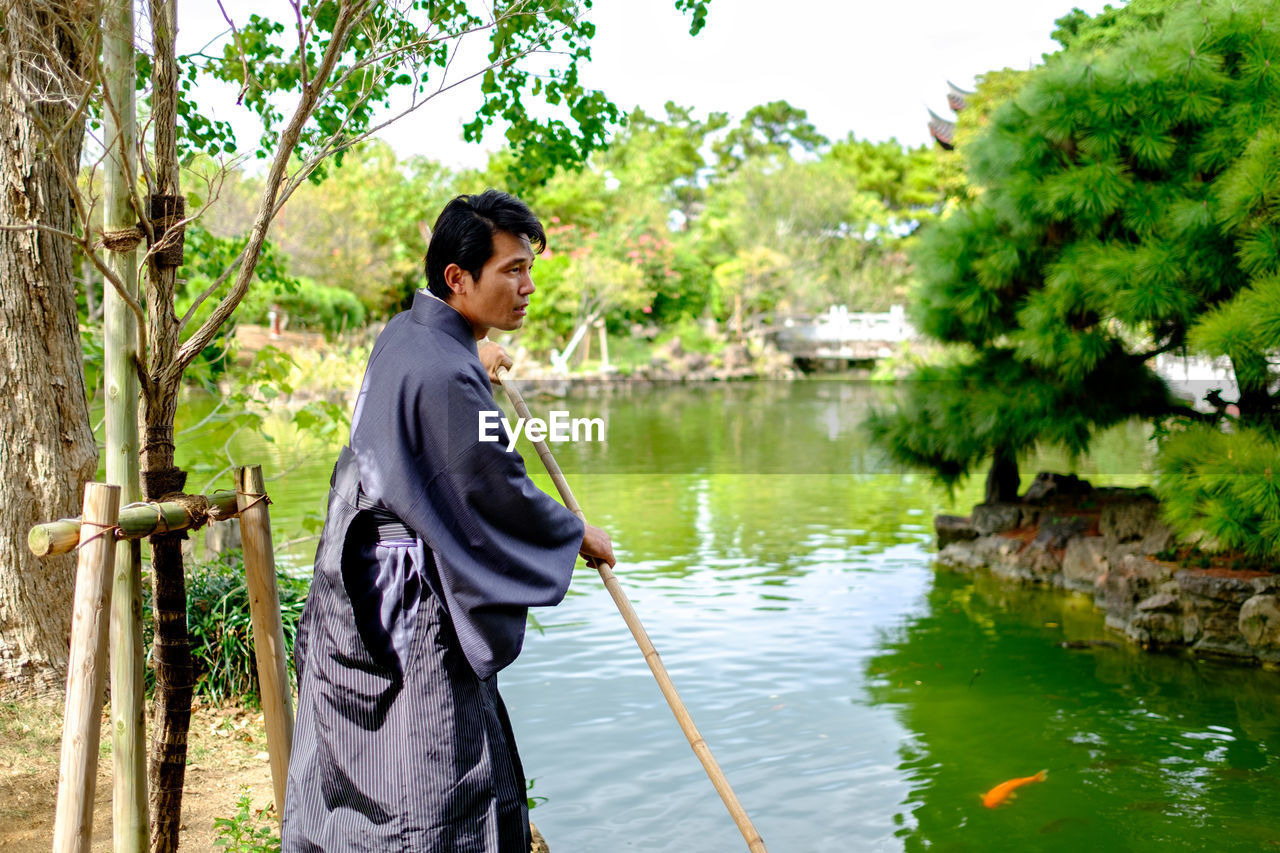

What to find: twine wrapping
left=78, top=519, right=122, bottom=549
left=100, top=226, right=144, bottom=253
left=236, top=492, right=272, bottom=513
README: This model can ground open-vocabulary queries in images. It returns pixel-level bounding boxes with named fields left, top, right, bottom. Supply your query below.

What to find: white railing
left=785, top=304, right=915, bottom=343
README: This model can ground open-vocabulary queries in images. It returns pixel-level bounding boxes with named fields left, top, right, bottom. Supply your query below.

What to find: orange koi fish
left=982, top=769, right=1048, bottom=808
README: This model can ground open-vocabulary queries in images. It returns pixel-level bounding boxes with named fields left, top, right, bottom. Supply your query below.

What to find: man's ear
left=443, top=263, right=470, bottom=297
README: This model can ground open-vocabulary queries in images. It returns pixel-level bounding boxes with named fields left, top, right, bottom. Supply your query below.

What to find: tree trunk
left=143, top=3, right=193, bottom=849
left=0, top=2, right=99, bottom=697
left=1232, top=350, right=1279, bottom=432
left=984, top=445, right=1021, bottom=504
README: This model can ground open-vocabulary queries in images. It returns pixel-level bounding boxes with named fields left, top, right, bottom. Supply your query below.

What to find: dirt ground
left=0, top=696, right=274, bottom=851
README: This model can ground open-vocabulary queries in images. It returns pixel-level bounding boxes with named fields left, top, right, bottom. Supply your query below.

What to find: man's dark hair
left=424, top=190, right=546, bottom=300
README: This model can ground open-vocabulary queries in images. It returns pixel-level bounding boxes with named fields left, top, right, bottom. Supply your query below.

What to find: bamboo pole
left=28, top=490, right=240, bottom=557
left=495, top=367, right=768, bottom=853
left=236, top=466, right=294, bottom=813
left=52, top=483, right=121, bottom=853
left=102, top=0, right=147, bottom=845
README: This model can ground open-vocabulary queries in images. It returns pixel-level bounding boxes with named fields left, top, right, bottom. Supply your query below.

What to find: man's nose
left=520, top=272, right=535, bottom=295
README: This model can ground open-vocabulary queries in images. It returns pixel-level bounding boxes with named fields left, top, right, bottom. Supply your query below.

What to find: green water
left=169, top=380, right=1280, bottom=852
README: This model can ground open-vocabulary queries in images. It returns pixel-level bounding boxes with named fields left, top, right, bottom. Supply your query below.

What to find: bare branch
left=173, top=1, right=371, bottom=377
left=291, top=0, right=309, bottom=91
left=216, top=0, right=252, bottom=104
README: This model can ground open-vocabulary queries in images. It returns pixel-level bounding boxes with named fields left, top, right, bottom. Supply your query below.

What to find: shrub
left=241, top=277, right=367, bottom=337
left=213, top=792, right=281, bottom=853
left=145, top=550, right=309, bottom=705
left=1154, top=424, right=1280, bottom=560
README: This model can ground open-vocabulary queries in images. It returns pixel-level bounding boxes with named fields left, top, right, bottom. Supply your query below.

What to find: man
left=283, top=190, right=614, bottom=852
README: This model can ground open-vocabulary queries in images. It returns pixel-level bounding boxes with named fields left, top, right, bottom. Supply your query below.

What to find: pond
left=173, top=379, right=1280, bottom=852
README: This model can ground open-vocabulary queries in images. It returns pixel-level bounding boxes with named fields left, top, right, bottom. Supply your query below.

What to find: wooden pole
left=102, top=0, right=147, bottom=845
left=52, top=483, right=121, bottom=853
left=28, top=490, right=241, bottom=558
left=597, top=320, right=610, bottom=370
left=496, top=367, right=768, bottom=853
left=236, top=466, right=294, bottom=814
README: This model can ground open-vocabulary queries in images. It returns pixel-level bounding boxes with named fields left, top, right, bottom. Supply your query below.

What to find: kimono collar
left=411, top=290, right=479, bottom=353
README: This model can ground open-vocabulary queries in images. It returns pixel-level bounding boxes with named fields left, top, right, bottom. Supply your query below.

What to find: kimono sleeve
left=384, top=369, right=583, bottom=679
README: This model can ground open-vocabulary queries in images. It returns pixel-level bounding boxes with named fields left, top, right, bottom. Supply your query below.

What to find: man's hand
left=478, top=340, right=513, bottom=383
left=579, top=523, right=616, bottom=569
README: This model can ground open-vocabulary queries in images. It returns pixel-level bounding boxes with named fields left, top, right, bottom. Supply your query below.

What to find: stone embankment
left=934, top=473, right=1280, bottom=666
left=514, top=337, right=800, bottom=391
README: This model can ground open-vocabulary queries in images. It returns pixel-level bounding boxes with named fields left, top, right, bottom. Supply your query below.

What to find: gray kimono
left=282, top=292, right=584, bottom=852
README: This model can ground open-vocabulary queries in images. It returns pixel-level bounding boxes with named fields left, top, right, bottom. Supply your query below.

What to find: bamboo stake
left=495, top=367, right=768, bottom=853
left=28, top=490, right=240, bottom=557
left=102, top=0, right=147, bottom=845
left=236, top=466, right=294, bottom=813
left=52, top=483, right=121, bottom=853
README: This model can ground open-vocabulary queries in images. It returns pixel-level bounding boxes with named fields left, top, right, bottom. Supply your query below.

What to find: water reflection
left=867, top=571, right=1280, bottom=852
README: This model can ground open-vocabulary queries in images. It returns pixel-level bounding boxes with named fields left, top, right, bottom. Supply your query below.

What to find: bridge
left=754, top=305, right=916, bottom=369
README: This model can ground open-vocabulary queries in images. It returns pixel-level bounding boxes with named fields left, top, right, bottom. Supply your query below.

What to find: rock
left=1130, top=610, right=1183, bottom=646
left=1063, top=536, right=1108, bottom=591
left=1033, top=516, right=1091, bottom=550
left=1100, top=494, right=1159, bottom=544
left=1239, top=595, right=1280, bottom=650
left=974, top=534, right=1023, bottom=565
left=1194, top=608, right=1252, bottom=657
left=935, top=515, right=978, bottom=549
left=655, top=336, right=684, bottom=360
left=682, top=352, right=710, bottom=374
left=1022, top=471, right=1093, bottom=504
left=937, top=542, right=985, bottom=572
left=1099, top=555, right=1175, bottom=622
left=531, top=821, right=550, bottom=853
left=1136, top=592, right=1180, bottom=612
left=1098, top=493, right=1177, bottom=554
left=1182, top=612, right=1201, bottom=645
left=1176, top=569, right=1261, bottom=605
left=971, top=502, right=1023, bottom=535
left=1060, top=639, right=1120, bottom=650
left=721, top=343, right=752, bottom=370
left=1101, top=541, right=1144, bottom=574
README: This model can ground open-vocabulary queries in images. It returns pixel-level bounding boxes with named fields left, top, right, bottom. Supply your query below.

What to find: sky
left=180, top=0, right=1116, bottom=169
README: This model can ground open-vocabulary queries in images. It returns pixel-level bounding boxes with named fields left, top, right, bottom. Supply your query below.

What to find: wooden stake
left=237, top=466, right=294, bottom=814
left=496, top=367, right=768, bottom=853
left=103, top=3, right=147, bottom=842
left=52, top=483, right=121, bottom=853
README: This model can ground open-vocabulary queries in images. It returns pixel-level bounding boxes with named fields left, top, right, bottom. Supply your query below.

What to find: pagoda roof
left=945, top=82, right=972, bottom=113
left=927, top=108, right=955, bottom=149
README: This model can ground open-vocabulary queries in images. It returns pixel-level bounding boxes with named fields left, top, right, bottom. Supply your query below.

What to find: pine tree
left=870, top=0, right=1280, bottom=556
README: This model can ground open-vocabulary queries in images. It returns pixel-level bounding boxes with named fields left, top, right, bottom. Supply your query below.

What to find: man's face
left=446, top=230, right=536, bottom=339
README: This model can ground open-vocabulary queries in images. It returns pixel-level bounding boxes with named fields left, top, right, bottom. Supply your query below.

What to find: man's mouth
left=513, top=304, right=528, bottom=316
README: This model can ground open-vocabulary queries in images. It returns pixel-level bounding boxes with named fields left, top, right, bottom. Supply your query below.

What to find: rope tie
left=237, top=492, right=271, bottom=513
left=99, top=226, right=144, bottom=253
left=78, top=519, right=122, bottom=548
left=207, top=501, right=237, bottom=523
